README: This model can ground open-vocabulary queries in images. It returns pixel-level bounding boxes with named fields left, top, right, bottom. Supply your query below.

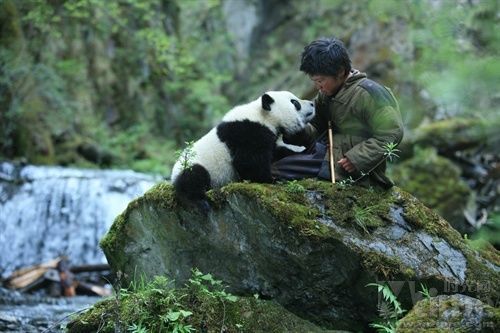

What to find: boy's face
left=310, top=73, right=346, bottom=97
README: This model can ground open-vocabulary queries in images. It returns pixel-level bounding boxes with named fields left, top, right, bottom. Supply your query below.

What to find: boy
left=273, top=37, right=404, bottom=189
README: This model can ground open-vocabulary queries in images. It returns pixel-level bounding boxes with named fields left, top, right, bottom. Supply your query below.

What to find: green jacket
left=301, top=70, right=404, bottom=188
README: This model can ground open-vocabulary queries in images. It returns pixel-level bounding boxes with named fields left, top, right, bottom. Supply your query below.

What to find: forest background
left=1, top=0, right=499, bottom=240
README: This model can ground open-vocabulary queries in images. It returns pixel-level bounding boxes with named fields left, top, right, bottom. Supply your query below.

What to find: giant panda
left=171, top=91, right=315, bottom=202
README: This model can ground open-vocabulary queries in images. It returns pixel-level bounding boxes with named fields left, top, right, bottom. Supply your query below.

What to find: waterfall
left=0, top=162, right=160, bottom=279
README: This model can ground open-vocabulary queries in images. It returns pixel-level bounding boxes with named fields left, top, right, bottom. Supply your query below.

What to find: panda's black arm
left=217, top=120, right=276, bottom=183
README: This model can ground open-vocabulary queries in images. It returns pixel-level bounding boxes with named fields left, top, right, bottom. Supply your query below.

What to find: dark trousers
left=271, top=139, right=330, bottom=181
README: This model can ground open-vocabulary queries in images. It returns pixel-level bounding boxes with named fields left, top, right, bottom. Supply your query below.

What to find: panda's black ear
left=261, top=93, right=274, bottom=111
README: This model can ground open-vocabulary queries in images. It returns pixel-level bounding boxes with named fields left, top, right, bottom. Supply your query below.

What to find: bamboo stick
left=328, top=121, right=335, bottom=184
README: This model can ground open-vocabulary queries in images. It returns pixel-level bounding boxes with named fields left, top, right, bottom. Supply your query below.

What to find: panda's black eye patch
left=291, top=99, right=301, bottom=110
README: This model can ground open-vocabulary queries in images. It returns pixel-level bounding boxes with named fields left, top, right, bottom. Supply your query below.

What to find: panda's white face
left=260, top=91, right=315, bottom=135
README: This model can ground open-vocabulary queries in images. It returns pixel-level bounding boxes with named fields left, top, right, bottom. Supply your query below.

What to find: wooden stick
left=328, top=121, right=335, bottom=184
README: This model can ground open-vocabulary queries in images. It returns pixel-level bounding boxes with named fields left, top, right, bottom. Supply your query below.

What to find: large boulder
left=397, top=294, right=500, bottom=332
left=101, top=180, right=500, bottom=331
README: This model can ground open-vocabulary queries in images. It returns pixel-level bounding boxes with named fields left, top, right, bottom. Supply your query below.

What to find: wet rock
left=0, top=313, right=19, bottom=332
left=397, top=294, right=500, bottom=332
left=101, top=180, right=499, bottom=331
left=0, top=287, right=99, bottom=333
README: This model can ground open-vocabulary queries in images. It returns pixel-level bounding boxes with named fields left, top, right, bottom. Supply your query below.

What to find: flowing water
left=0, top=161, right=160, bottom=332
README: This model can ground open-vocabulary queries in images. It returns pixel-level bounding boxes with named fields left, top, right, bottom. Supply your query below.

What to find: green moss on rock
left=216, top=181, right=325, bottom=238
left=214, top=179, right=395, bottom=238
left=413, top=117, right=500, bottom=153
left=67, top=274, right=332, bottom=333
left=390, top=147, right=471, bottom=232
left=361, top=251, right=415, bottom=279
left=397, top=294, right=500, bottom=333
left=100, top=182, right=177, bottom=255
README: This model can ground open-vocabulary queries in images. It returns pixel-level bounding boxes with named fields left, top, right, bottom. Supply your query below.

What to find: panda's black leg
left=173, top=164, right=212, bottom=215
left=234, top=152, right=274, bottom=183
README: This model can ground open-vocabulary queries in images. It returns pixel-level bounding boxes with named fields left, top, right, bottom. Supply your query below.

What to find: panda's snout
left=303, top=108, right=315, bottom=122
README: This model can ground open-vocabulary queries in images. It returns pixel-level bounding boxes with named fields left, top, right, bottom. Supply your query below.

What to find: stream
left=0, top=161, right=160, bottom=332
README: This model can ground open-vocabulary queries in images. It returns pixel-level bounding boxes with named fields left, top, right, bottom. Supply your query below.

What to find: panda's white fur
left=171, top=127, right=236, bottom=189
left=171, top=91, right=314, bottom=201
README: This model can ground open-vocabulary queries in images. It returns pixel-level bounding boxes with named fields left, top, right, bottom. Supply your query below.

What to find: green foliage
left=353, top=204, right=386, bottom=234
left=337, top=176, right=355, bottom=189
left=2, top=0, right=499, bottom=174
left=188, top=268, right=238, bottom=304
left=175, top=141, right=197, bottom=172
left=1, top=0, right=234, bottom=170
left=466, top=212, right=500, bottom=264
left=69, top=266, right=330, bottom=332
left=471, top=212, right=500, bottom=246
left=127, top=323, right=148, bottom=333
left=418, top=283, right=431, bottom=300
left=91, top=123, right=177, bottom=174
left=382, top=142, right=400, bottom=162
left=366, top=282, right=406, bottom=333
left=398, top=0, right=499, bottom=117
left=284, top=180, right=306, bottom=195
left=105, top=270, right=238, bottom=333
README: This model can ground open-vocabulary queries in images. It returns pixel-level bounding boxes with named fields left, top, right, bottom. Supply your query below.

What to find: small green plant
left=175, top=141, right=197, bottom=171
left=337, top=176, right=355, bottom=189
left=383, top=142, right=401, bottom=162
left=113, top=274, right=193, bottom=333
left=284, top=180, right=305, bottom=194
left=188, top=268, right=238, bottom=332
left=161, top=310, right=194, bottom=333
left=128, top=323, right=148, bottom=333
left=418, top=283, right=432, bottom=300
left=353, top=206, right=374, bottom=234
left=108, top=269, right=240, bottom=333
left=366, top=282, right=406, bottom=333
left=353, top=204, right=385, bottom=233
left=188, top=268, right=238, bottom=303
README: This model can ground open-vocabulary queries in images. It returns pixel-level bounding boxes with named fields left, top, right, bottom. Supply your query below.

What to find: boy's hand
left=338, top=157, right=356, bottom=173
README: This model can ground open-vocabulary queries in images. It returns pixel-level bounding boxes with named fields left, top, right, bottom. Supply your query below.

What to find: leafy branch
left=382, top=142, right=401, bottom=162
left=175, top=141, right=196, bottom=171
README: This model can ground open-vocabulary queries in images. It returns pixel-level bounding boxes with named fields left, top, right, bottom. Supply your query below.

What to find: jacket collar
left=331, top=69, right=366, bottom=103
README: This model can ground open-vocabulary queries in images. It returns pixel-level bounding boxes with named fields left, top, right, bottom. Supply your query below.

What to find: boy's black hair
left=300, top=37, right=352, bottom=77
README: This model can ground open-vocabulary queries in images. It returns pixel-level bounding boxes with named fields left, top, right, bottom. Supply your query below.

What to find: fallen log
left=3, top=257, right=111, bottom=297
left=77, top=281, right=112, bottom=297
left=70, top=263, right=110, bottom=273
left=5, top=257, right=61, bottom=289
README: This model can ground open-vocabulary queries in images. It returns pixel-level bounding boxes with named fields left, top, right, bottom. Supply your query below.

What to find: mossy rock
left=390, top=147, right=472, bottom=233
left=67, top=275, right=338, bottom=333
left=413, top=117, right=500, bottom=154
left=100, top=180, right=499, bottom=331
left=397, top=294, right=499, bottom=332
